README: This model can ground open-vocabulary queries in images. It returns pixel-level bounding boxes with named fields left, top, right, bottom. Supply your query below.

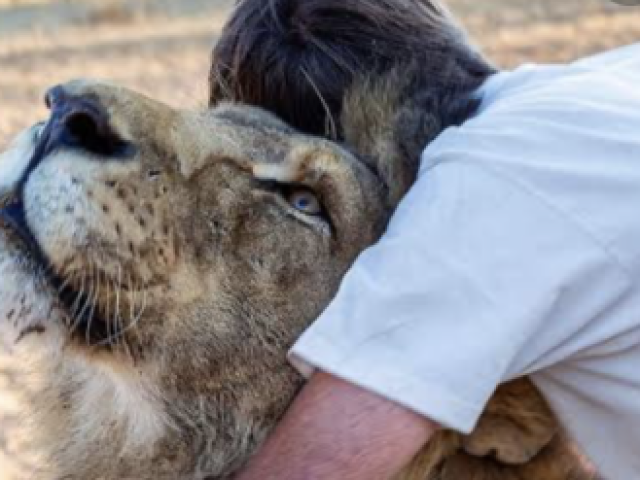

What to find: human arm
left=236, top=371, right=438, bottom=480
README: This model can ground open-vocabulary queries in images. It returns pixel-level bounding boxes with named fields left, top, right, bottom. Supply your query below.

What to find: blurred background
left=0, top=0, right=639, bottom=478
left=2, top=0, right=640, bottom=148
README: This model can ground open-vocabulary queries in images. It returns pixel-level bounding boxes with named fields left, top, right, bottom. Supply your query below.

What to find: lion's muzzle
left=38, top=85, right=132, bottom=165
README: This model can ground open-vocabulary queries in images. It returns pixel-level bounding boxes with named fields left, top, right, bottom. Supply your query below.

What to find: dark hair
left=210, top=0, right=494, bottom=138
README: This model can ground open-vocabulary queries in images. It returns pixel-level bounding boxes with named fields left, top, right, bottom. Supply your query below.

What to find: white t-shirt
left=290, top=43, right=640, bottom=479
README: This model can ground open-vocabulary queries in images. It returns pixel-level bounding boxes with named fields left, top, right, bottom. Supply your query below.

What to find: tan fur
left=0, top=80, right=591, bottom=479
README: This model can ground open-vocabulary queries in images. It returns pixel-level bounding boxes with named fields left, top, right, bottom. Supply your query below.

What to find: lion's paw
left=463, top=415, right=556, bottom=464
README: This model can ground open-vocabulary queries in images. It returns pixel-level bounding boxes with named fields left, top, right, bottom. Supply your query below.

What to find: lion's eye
left=287, top=189, right=322, bottom=216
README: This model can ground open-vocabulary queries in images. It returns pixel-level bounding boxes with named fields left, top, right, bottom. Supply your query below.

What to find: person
left=211, top=1, right=640, bottom=478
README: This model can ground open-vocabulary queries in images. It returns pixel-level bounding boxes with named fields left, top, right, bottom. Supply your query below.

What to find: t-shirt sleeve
left=289, top=159, right=630, bottom=434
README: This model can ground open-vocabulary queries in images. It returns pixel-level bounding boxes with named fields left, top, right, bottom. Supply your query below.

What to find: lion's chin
left=0, top=218, right=66, bottom=355
left=0, top=197, right=111, bottom=352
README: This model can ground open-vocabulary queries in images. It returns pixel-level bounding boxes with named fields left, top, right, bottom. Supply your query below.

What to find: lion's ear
left=341, top=65, right=481, bottom=209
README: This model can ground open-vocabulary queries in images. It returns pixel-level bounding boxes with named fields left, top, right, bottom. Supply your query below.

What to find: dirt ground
left=0, top=0, right=639, bottom=478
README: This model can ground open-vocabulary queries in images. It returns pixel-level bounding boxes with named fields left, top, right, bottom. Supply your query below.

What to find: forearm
left=236, top=371, right=439, bottom=480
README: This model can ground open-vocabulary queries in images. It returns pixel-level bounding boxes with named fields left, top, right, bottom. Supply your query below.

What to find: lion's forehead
left=171, top=107, right=356, bottom=190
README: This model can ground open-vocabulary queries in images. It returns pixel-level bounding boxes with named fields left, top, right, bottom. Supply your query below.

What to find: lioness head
left=0, top=79, right=396, bottom=479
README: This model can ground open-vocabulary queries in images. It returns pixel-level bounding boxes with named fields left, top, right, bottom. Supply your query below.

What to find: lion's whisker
left=82, top=266, right=99, bottom=346
left=121, top=287, right=147, bottom=350
left=112, top=263, right=124, bottom=347
left=103, top=269, right=113, bottom=343
left=76, top=262, right=97, bottom=328
left=68, top=271, right=86, bottom=330
left=84, top=270, right=101, bottom=343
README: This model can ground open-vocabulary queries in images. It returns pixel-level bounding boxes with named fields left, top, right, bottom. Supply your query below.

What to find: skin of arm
left=235, top=371, right=439, bottom=480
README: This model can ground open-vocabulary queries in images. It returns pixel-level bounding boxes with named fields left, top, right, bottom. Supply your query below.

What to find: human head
left=210, top=0, right=494, bottom=138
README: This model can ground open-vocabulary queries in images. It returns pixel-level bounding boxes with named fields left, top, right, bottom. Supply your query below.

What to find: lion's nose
left=43, top=85, right=127, bottom=157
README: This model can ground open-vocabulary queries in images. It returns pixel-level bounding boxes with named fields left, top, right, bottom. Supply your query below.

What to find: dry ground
left=0, top=0, right=639, bottom=478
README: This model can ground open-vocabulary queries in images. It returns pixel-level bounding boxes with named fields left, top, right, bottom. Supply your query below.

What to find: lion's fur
left=0, top=77, right=591, bottom=479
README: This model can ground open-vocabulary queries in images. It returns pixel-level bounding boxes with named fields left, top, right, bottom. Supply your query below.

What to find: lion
left=0, top=77, right=590, bottom=479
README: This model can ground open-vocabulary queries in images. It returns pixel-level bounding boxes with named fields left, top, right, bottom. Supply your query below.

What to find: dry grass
left=0, top=0, right=58, bottom=5
left=0, top=0, right=638, bottom=478
left=1, top=0, right=640, bottom=146
left=0, top=1, right=235, bottom=148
